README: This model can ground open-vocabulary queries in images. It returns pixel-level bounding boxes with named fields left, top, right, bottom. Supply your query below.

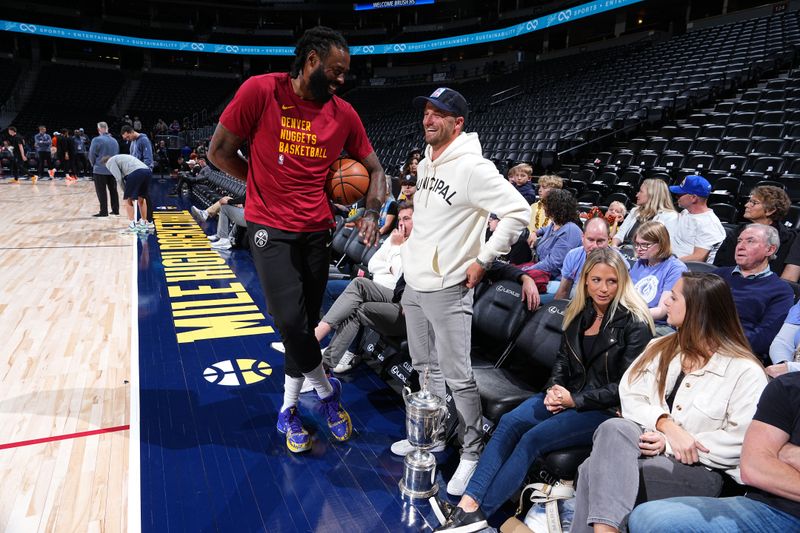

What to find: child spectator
left=527, top=174, right=563, bottom=241
left=508, top=163, right=536, bottom=204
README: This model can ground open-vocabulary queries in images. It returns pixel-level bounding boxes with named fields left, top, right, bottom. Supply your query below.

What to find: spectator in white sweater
left=570, top=272, right=767, bottom=533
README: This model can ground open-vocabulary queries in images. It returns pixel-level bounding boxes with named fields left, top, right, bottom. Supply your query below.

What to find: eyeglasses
left=633, top=242, right=656, bottom=250
left=745, top=198, right=762, bottom=206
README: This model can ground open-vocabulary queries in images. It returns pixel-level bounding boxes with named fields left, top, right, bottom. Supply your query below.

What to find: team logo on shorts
left=254, top=229, right=269, bottom=248
left=278, top=154, right=284, bottom=165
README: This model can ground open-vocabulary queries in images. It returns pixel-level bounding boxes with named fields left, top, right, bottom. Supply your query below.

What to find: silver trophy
left=399, top=385, right=448, bottom=499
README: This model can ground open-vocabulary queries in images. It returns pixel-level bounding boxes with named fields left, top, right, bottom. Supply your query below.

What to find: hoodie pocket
left=403, top=239, right=445, bottom=290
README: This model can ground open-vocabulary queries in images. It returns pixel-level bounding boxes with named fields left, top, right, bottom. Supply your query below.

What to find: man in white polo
left=668, top=175, right=726, bottom=263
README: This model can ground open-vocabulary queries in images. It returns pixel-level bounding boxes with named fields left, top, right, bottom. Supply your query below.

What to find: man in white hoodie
left=392, top=87, right=531, bottom=497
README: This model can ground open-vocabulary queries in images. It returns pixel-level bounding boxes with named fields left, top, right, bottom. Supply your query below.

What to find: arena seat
left=710, top=203, right=739, bottom=224
left=330, top=225, right=354, bottom=258
left=685, top=261, right=719, bottom=273
left=474, top=299, right=568, bottom=423
left=470, top=279, right=531, bottom=367
left=12, top=63, right=124, bottom=135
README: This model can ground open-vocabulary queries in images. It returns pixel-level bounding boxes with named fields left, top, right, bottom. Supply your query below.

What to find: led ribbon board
left=1, top=0, right=644, bottom=56
left=355, top=0, right=435, bottom=11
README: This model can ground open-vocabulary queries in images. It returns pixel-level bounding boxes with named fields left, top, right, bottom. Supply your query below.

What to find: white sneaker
left=271, top=342, right=285, bottom=353
left=333, top=351, right=359, bottom=373
left=390, top=438, right=446, bottom=456
left=300, top=378, right=315, bottom=394
left=191, top=205, right=208, bottom=222
left=208, top=235, right=220, bottom=242
left=211, top=238, right=231, bottom=250
left=447, top=458, right=479, bottom=497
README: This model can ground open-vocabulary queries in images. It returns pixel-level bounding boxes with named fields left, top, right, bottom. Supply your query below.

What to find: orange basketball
left=326, top=158, right=370, bottom=205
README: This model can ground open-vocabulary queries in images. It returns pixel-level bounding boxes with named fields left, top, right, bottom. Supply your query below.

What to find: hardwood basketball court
left=0, top=178, right=134, bottom=532
left=0, top=177, right=455, bottom=532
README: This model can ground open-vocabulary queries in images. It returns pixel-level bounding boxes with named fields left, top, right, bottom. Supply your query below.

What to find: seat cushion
left=542, top=446, right=592, bottom=480
left=474, top=367, right=538, bottom=422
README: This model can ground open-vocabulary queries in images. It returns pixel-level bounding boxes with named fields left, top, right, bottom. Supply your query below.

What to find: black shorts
left=123, top=168, right=152, bottom=199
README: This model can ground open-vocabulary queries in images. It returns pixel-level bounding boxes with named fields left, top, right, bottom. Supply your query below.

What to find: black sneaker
left=429, top=497, right=458, bottom=526
left=93, top=213, right=108, bottom=217
left=433, top=507, right=487, bottom=532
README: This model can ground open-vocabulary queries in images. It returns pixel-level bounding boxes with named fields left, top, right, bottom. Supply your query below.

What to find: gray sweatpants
left=401, top=283, right=483, bottom=460
left=216, top=204, right=246, bottom=240
left=321, top=277, right=397, bottom=366
left=571, top=417, right=724, bottom=533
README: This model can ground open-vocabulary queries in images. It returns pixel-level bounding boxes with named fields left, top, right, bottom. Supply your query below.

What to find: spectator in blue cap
left=668, top=175, right=725, bottom=263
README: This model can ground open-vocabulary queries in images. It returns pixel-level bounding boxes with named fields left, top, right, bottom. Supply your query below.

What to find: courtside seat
left=331, top=226, right=354, bottom=257
left=475, top=300, right=569, bottom=423
left=471, top=279, right=532, bottom=366
left=534, top=446, right=593, bottom=483
left=474, top=367, right=538, bottom=423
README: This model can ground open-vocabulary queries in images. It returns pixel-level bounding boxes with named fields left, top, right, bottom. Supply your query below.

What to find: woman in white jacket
left=570, top=272, right=768, bottom=533
left=612, top=178, right=677, bottom=247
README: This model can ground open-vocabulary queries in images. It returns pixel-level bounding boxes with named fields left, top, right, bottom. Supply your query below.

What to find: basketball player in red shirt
left=209, top=26, right=386, bottom=453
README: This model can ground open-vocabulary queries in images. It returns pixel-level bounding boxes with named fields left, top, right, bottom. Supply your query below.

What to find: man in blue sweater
left=89, top=122, right=120, bottom=217
left=713, top=224, right=793, bottom=362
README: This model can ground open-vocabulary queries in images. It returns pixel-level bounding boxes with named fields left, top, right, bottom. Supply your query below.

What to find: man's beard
left=309, top=66, right=334, bottom=103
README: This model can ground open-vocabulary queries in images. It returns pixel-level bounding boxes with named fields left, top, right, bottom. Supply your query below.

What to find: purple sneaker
left=318, top=377, right=352, bottom=442
left=276, top=406, right=311, bottom=453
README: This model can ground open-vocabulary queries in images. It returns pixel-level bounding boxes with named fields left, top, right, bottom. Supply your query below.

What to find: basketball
left=326, top=158, right=370, bottom=205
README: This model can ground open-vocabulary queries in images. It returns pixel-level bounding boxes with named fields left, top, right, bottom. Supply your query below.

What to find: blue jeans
left=464, top=393, right=614, bottom=517
left=629, top=496, right=800, bottom=532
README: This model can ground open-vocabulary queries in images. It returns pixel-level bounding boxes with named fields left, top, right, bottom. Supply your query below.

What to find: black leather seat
left=475, top=299, right=569, bottom=422
left=474, top=367, right=538, bottom=422
left=344, top=232, right=368, bottom=264
left=471, top=279, right=531, bottom=366
left=330, top=226, right=353, bottom=256
left=533, top=446, right=593, bottom=483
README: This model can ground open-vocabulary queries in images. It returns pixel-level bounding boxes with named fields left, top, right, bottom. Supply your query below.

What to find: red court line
left=0, top=425, right=130, bottom=450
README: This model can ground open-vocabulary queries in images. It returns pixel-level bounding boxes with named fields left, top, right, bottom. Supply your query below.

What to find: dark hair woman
left=570, top=272, right=768, bottom=533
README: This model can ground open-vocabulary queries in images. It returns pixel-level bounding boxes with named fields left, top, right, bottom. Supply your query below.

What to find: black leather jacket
left=545, top=302, right=653, bottom=411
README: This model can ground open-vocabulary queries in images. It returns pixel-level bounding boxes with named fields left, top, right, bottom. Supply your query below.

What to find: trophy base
left=399, top=450, right=439, bottom=499
left=399, top=478, right=439, bottom=500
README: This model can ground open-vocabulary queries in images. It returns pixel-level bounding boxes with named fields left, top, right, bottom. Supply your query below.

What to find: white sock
left=281, top=375, right=304, bottom=412
left=304, top=364, right=333, bottom=399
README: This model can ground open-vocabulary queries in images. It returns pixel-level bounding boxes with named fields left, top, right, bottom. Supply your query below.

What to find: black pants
left=10, top=155, right=26, bottom=178
left=248, top=222, right=331, bottom=378
left=74, top=153, right=90, bottom=176
left=37, top=151, right=51, bottom=177
left=93, top=173, right=119, bottom=215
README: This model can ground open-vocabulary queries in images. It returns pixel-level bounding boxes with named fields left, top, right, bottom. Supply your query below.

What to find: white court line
left=127, top=232, right=142, bottom=533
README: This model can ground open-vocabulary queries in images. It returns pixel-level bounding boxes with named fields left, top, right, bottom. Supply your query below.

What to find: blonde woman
left=436, top=248, right=654, bottom=532
left=571, top=272, right=768, bottom=533
left=613, top=179, right=678, bottom=246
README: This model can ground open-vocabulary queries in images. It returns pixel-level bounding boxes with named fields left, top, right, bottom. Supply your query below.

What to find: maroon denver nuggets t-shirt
left=219, top=72, right=373, bottom=232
